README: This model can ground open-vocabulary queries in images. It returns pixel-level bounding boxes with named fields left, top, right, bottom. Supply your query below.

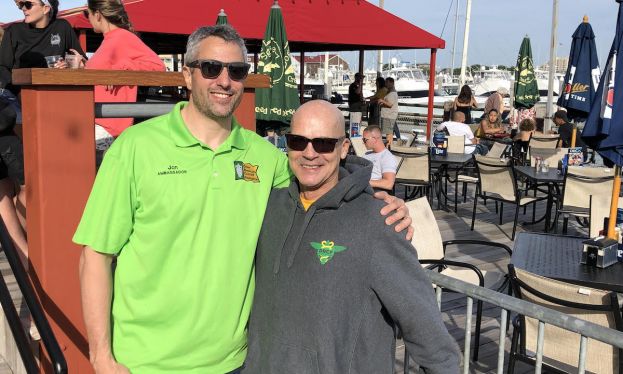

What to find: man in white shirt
left=362, top=126, right=397, bottom=191
left=436, top=112, right=487, bottom=155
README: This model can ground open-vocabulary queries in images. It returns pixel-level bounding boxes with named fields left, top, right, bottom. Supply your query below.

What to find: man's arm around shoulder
left=79, top=247, right=130, bottom=373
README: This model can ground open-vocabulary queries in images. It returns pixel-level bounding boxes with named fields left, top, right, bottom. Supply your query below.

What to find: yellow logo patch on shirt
left=234, top=161, right=260, bottom=183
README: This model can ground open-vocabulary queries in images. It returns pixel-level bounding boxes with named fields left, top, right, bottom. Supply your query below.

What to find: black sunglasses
left=18, top=1, right=40, bottom=10
left=186, top=59, right=250, bottom=81
left=285, top=134, right=344, bottom=154
left=82, top=9, right=90, bottom=18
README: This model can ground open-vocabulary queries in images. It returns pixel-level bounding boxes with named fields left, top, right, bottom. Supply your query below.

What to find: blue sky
left=1, top=0, right=618, bottom=69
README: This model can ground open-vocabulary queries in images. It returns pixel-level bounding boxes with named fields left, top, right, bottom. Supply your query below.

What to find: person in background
left=478, top=109, right=507, bottom=149
left=479, top=108, right=505, bottom=136
left=243, top=100, right=460, bottom=374
left=362, top=125, right=397, bottom=191
left=437, top=111, right=487, bottom=155
left=348, top=72, right=365, bottom=113
left=378, top=77, right=399, bottom=149
left=513, top=118, right=535, bottom=162
left=83, top=0, right=165, bottom=159
left=484, top=86, right=507, bottom=119
left=0, top=0, right=85, bottom=263
left=366, top=76, right=387, bottom=125
left=454, top=84, right=478, bottom=124
left=553, top=110, right=587, bottom=161
left=263, top=127, right=286, bottom=151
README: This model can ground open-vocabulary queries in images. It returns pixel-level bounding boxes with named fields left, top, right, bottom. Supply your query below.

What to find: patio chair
left=350, top=137, right=368, bottom=157
left=487, top=141, right=510, bottom=159
left=471, top=155, right=544, bottom=240
left=528, top=134, right=560, bottom=150
left=447, top=135, right=465, bottom=154
left=407, top=197, right=512, bottom=362
left=508, top=264, right=623, bottom=374
left=553, top=166, right=615, bottom=234
left=589, top=195, right=623, bottom=237
left=391, top=146, right=432, bottom=201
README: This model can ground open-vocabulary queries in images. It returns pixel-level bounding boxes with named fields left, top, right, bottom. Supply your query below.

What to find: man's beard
left=191, top=89, right=243, bottom=120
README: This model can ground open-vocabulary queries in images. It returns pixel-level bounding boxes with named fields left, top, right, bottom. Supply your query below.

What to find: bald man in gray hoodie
left=243, top=101, right=460, bottom=374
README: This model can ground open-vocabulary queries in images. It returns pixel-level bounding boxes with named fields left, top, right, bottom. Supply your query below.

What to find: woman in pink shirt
left=82, top=0, right=165, bottom=153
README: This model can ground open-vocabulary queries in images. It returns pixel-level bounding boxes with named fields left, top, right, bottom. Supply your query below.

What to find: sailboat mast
left=459, top=0, right=472, bottom=87
left=451, top=0, right=460, bottom=77
left=545, top=0, right=559, bottom=132
left=377, top=0, right=384, bottom=73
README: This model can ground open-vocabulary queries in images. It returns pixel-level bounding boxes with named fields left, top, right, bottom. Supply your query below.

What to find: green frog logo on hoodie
left=310, top=241, right=348, bottom=265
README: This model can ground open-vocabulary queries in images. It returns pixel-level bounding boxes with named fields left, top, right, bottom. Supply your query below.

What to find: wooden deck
left=393, top=182, right=589, bottom=373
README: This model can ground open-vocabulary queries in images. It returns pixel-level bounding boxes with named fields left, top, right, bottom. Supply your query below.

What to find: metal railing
left=410, top=269, right=623, bottom=374
left=0, top=219, right=67, bottom=374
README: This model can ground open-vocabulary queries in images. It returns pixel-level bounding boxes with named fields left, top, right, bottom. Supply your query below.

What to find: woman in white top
left=378, top=77, right=399, bottom=149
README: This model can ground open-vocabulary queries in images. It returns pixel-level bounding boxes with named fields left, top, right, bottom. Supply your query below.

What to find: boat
left=534, top=68, right=562, bottom=98
left=381, top=63, right=431, bottom=99
left=470, top=65, right=513, bottom=97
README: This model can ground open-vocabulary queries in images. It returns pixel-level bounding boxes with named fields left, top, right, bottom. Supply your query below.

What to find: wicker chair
left=471, top=155, right=545, bottom=240
left=391, top=146, right=431, bottom=201
left=508, top=264, right=623, bottom=374
left=407, top=197, right=512, bottom=362
left=553, top=166, right=615, bottom=234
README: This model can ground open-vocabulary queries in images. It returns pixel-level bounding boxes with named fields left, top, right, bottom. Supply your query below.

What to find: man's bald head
left=288, top=100, right=350, bottom=201
left=452, top=111, right=466, bottom=123
left=291, top=100, right=345, bottom=137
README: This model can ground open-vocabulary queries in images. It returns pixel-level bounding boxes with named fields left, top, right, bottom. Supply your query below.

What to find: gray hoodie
left=243, top=156, right=460, bottom=374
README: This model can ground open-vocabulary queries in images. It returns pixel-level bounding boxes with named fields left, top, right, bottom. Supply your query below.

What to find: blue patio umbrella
left=582, top=0, right=623, bottom=166
left=581, top=0, right=623, bottom=238
left=557, top=16, right=600, bottom=120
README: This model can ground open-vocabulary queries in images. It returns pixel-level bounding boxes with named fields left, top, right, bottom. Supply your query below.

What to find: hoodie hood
left=272, top=155, right=373, bottom=273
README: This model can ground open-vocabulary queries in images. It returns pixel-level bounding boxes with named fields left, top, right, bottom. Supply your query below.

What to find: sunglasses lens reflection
left=285, top=134, right=339, bottom=153
left=199, top=60, right=249, bottom=81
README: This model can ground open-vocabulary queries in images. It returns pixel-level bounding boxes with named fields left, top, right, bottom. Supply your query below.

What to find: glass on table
left=65, top=53, right=82, bottom=69
left=541, top=161, right=550, bottom=173
left=44, top=55, right=63, bottom=68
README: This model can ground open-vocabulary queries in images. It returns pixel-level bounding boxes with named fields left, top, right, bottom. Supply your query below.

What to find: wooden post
left=12, top=69, right=269, bottom=373
left=608, top=165, right=622, bottom=240
left=427, top=49, right=437, bottom=142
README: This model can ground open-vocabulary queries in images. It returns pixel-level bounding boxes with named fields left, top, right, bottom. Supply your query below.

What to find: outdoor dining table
left=430, top=152, right=474, bottom=210
left=511, top=232, right=623, bottom=293
left=514, top=165, right=565, bottom=232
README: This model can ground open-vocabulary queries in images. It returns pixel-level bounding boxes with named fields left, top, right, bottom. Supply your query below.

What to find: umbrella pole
left=607, top=165, right=622, bottom=239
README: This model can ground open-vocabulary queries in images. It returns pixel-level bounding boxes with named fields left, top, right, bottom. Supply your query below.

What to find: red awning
left=57, top=0, right=444, bottom=53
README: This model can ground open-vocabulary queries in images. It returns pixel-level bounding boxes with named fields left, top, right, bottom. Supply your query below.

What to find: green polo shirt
left=73, top=102, right=291, bottom=374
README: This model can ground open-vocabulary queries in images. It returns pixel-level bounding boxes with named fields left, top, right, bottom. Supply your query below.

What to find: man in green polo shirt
left=75, top=25, right=411, bottom=374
